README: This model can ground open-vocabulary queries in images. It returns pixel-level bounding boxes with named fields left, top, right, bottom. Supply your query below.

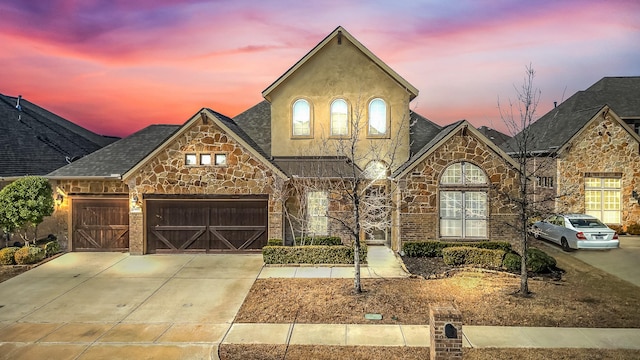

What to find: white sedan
left=532, top=214, right=619, bottom=251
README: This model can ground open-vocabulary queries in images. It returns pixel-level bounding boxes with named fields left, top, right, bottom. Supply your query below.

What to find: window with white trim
left=307, top=191, right=328, bottom=236
left=585, top=177, right=621, bottom=224
left=330, top=99, right=349, bottom=136
left=368, top=98, right=387, bottom=136
left=292, top=99, right=311, bottom=136
left=439, top=162, right=488, bottom=238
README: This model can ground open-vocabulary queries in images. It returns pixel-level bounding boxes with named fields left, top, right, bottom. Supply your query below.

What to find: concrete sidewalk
left=221, top=323, right=640, bottom=349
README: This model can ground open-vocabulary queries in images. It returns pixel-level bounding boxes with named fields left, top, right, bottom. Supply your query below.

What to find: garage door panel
left=146, top=198, right=268, bottom=253
left=72, top=198, right=129, bottom=252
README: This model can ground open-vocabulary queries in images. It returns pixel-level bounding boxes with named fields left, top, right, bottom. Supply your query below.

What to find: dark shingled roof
left=0, top=93, right=118, bottom=177
left=233, top=101, right=271, bottom=157
left=393, top=120, right=465, bottom=177
left=477, top=126, right=511, bottom=146
left=48, top=125, right=179, bottom=178
left=409, top=111, right=441, bottom=156
left=501, top=76, right=640, bottom=154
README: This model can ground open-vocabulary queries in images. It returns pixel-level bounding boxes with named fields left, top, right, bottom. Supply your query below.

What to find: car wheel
left=561, top=237, right=572, bottom=252
left=532, top=227, right=541, bottom=240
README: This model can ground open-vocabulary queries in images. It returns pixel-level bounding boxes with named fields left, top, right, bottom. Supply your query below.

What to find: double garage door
left=146, top=197, right=268, bottom=253
left=72, top=196, right=268, bottom=253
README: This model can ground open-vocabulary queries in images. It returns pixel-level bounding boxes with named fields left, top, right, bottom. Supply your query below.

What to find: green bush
left=626, top=223, right=640, bottom=235
left=527, top=248, right=556, bottom=273
left=41, top=241, right=60, bottom=257
left=14, top=246, right=45, bottom=265
left=402, top=241, right=512, bottom=257
left=0, top=247, right=19, bottom=265
left=294, top=236, right=343, bottom=246
left=442, top=246, right=505, bottom=268
left=263, top=244, right=367, bottom=265
left=267, top=239, right=283, bottom=246
left=503, top=252, right=521, bottom=272
left=502, top=248, right=556, bottom=273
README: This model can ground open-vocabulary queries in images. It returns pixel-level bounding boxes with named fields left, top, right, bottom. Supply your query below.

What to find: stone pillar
left=129, top=211, right=144, bottom=255
left=430, top=303, right=462, bottom=360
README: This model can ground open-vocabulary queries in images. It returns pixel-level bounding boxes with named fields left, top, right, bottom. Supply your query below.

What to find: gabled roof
left=233, top=101, right=271, bottom=157
left=394, top=120, right=518, bottom=178
left=501, top=76, right=640, bottom=154
left=122, top=108, right=287, bottom=181
left=262, top=26, right=419, bottom=101
left=0, top=93, right=118, bottom=178
left=48, top=125, right=179, bottom=179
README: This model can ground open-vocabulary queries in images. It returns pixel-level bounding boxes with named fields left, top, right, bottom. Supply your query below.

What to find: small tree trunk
left=353, top=236, right=362, bottom=293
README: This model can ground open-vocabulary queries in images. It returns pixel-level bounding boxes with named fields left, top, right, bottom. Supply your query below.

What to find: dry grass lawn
left=235, top=248, right=640, bottom=327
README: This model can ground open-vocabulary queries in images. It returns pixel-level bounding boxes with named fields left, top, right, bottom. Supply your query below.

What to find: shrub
left=442, top=246, right=505, bottom=268
left=502, top=248, right=556, bottom=273
left=267, top=239, right=283, bottom=246
left=0, top=246, right=19, bottom=265
left=503, top=252, right=521, bottom=272
left=294, top=236, right=343, bottom=246
left=41, top=241, right=60, bottom=257
left=527, top=248, right=556, bottom=273
left=402, top=241, right=512, bottom=257
left=14, top=246, right=45, bottom=265
left=263, top=244, right=367, bottom=265
left=626, top=223, right=640, bottom=235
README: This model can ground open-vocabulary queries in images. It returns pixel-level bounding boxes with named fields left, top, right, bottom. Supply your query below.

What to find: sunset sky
left=1, top=0, right=638, bottom=138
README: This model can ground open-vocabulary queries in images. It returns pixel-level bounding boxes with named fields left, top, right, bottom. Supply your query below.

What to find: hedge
left=294, top=236, right=343, bottom=246
left=263, top=244, right=367, bottom=265
left=627, top=223, right=640, bottom=235
left=402, top=241, right=512, bottom=257
left=267, top=239, right=283, bottom=246
left=502, top=248, right=557, bottom=273
left=41, top=241, right=60, bottom=257
left=14, top=246, right=45, bottom=265
left=442, top=246, right=506, bottom=268
left=0, top=247, right=19, bottom=265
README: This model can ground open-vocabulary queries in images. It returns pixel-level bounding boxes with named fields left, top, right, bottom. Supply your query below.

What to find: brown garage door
left=72, top=198, right=129, bottom=251
left=146, top=198, right=268, bottom=253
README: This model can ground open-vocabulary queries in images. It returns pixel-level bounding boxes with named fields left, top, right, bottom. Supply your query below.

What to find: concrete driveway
left=0, top=252, right=263, bottom=359
left=538, top=235, right=640, bottom=287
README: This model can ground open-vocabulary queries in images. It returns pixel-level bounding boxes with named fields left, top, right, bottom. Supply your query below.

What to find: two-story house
left=47, top=27, right=521, bottom=254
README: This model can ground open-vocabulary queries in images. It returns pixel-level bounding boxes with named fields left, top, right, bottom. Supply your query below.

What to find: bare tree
left=498, top=64, right=574, bottom=295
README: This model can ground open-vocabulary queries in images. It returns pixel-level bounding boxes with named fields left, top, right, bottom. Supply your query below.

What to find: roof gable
left=394, top=120, right=518, bottom=178
left=261, top=26, right=418, bottom=101
left=122, top=108, right=286, bottom=181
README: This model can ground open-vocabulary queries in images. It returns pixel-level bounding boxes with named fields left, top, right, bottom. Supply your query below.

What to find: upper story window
left=441, top=162, right=487, bottom=185
left=330, top=99, right=349, bottom=137
left=292, top=99, right=311, bottom=137
left=368, top=98, right=387, bottom=137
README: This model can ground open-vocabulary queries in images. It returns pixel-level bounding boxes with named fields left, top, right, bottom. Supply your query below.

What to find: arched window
left=292, top=99, right=311, bottom=136
left=363, top=161, right=388, bottom=180
left=330, top=99, right=349, bottom=136
left=439, top=162, right=487, bottom=238
left=368, top=98, right=387, bottom=136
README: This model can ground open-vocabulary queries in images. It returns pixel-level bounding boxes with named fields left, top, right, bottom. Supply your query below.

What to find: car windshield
left=569, top=218, right=607, bottom=228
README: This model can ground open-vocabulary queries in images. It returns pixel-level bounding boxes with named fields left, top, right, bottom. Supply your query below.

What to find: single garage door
left=146, top=197, right=268, bottom=253
left=72, top=197, right=129, bottom=251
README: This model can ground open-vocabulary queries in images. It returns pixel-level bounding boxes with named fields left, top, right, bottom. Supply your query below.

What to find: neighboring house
left=48, top=26, right=520, bottom=254
left=0, top=93, right=118, bottom=243
left=501, top=77, right=640, bottom=231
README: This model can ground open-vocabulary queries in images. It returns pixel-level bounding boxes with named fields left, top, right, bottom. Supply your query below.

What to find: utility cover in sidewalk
left=365, top=313, right=383, bottom=320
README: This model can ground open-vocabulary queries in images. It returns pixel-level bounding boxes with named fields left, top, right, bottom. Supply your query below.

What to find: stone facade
left=555, top=112, right=640, bottom=229
left=127, top=119, right=284, bottom=254
left=392, top=128, right=520, bottom=251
